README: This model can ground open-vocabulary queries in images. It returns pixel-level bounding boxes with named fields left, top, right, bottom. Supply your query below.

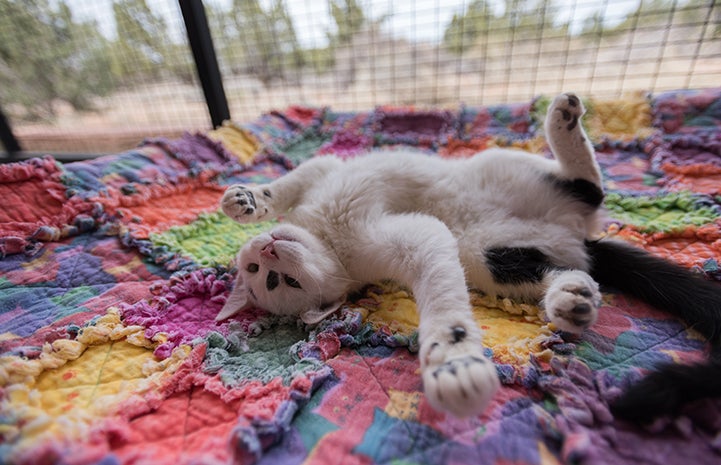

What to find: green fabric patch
left=605, top=191, right=720, bottom=233
left=278, top=131, right=330, bottom=166
left=293, top=378, right=339, bottom=450
left=150, top=211, right=275, bottom=267
left=203, top=323, right=323, bottom=386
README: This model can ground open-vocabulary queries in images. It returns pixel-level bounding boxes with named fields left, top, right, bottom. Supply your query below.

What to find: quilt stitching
left=2, top=89, right=721, bottom=465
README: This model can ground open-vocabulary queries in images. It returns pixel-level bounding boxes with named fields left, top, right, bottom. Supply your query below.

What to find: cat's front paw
left=548, top=92, right=585, bottom=132
left=543, top=270, right=601, bottom=333
left=420, top=323, right=500, bottom=417
left=221, top=185, right=272, bottom=223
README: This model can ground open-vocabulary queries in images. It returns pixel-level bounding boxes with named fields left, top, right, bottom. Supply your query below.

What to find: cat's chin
left=269, top=231, right=298, bottom=243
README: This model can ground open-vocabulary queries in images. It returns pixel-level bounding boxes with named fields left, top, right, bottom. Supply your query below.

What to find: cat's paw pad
left=549, top=93, right=585, bottom=131
left=543, top=271, right=601, bottom=333
left=420, top=325, right=500, bottom=417
left=221, top=185, right=271, bottom=222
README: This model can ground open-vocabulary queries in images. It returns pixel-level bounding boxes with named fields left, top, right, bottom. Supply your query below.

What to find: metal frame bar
left=179, top=0, right=230, bottom=128
left=0, top=152, right=105, bottom=164
left=1, top=0, right=230, bottom=162
left=0, top=104, right=22, bottom=159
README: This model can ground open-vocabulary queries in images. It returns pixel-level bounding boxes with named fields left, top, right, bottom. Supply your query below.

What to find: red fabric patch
left=0, top=157, right=93, bottom=254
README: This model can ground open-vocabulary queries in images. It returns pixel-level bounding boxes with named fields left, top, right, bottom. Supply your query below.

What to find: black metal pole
left=179, top=0, right=231, bottom=128
left=0, top=104, right=22, bottom=157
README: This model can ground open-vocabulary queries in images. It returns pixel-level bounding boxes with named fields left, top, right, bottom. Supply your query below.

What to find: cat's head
left=216, top=223, right=350, bottom=324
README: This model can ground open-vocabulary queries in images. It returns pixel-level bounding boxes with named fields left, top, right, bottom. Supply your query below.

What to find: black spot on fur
left=546, top=174, right=604, bottom=207
left=283, top=274, right=302, bottom=289
left=566, top=116, right=578, bottom=131
left=246, top=190, right=256, bottom=206
left=567, top=94, right=580, bottom=107
left=266, top=271, right=279, bottom=290
left=485, top=247, right=555, bottom=285
left=451, top=326, right=467, bottom=344
left=561, top=109, right=571, bottom=121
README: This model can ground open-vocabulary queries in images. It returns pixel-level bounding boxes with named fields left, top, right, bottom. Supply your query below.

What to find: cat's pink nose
left=260, top=242, right=277, bottom=259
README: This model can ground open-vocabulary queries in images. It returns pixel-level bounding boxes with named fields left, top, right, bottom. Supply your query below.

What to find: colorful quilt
left=2, top=88, right=721, bottom=465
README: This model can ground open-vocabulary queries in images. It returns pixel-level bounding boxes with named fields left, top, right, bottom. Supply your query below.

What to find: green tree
left=0, top=0, right=114, bottom=120
left=443, top=0, right=565, bottom=54
left=329, top=0, right=366, bottom=45
left=443, top=0, right=495, bottom=54
left=205, top=2, right=244, bottom=74
left=300, top=0, right=371, bottom=75
left=576, top=0, right=721, bottom=40
left=111, top=0, right=177, bottom=83
left=225, top=0, right=304, bottom=87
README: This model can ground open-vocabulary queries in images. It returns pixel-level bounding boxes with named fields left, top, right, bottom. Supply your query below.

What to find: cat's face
left=216, top=224, right=350, bottom=324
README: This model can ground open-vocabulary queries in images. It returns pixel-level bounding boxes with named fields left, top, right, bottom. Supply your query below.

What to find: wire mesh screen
left=0, top=0, right=208, bottom=154
left=209, top=0, right=720, bottom=115
left=0, top=0, right=719, bottom=154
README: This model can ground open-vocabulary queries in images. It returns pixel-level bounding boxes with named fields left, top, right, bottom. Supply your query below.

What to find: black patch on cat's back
left=546, top=174, right=604, bottom=207
left=485, top=247, right=554, bottom=285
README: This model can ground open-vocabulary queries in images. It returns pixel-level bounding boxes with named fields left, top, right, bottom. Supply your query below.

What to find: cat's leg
left=545, top=93, right=602, bottom=189
left=354, top=214, right=500, bottom=417
left=482, top=245, right=602, bottom=333
left=541, top=94, right=605, bottom=331
left=221, top=156, right=342, bottom=223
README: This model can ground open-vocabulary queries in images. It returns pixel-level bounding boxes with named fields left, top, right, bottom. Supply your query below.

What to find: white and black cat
left=216, top=93, right=721, bottom=422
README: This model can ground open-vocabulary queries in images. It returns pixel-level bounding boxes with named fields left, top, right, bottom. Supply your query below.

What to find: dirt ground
left=10, top=29, right=721, bottom=155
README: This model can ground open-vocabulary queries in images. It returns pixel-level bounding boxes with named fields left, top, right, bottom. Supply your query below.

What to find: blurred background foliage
left=0, top=0, right=718, bottom=124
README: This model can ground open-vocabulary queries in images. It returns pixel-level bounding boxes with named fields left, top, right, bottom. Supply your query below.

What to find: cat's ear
left=215, top=278, right=253, bottom=321
left=299, top=298, right=345, bottom=325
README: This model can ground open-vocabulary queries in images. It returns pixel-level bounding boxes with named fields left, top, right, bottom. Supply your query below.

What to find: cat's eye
left=283, top=275, right=302, bottom=289
left=246, top=263, right=259, bottom=273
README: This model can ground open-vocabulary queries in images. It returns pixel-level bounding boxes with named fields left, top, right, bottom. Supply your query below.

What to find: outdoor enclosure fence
left=0, top=0, right=719, bottom=157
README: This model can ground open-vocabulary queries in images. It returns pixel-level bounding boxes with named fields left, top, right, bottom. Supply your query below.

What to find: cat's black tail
left=608, top=346, right=721, bottom=423
left=585, top=238, right=721, bottom=422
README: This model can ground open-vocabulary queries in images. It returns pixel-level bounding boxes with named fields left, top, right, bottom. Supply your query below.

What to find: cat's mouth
left=270, top=232, right=298, bottom=243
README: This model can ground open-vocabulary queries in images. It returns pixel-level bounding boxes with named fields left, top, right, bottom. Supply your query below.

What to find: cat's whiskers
left=286, top=262, right=324, bottom=307
left=321, top=273, right=362, bottom=285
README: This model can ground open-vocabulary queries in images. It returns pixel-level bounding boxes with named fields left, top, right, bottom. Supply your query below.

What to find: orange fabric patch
left=98, top=181, right=225, bottom=239
left=662, top=162, right=721, bottom=196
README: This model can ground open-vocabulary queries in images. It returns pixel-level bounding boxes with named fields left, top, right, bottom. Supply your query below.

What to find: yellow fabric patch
left=488, top=135, right=548, bottom=154
left=385, top=388, right=423, bottom=421
left=585, top=94, right=653, bottom=141
left=360, top=282, right=552, bottom=365
left=208, top=121, right=261, bottom=165
left=0, top=308, right=191, bottom=453
left=34, top=341, right=154, bottom=416
left=363, top=286, right=419, bottom=336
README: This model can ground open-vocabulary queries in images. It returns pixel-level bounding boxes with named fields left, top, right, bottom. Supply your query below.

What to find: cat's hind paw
left=420, top=324, right=500, bottom=417
left=543, top=270, right=601, bottom=333
left=221, top=185, right=272, bottom=223
left=548, top=92, right=585, bottom=132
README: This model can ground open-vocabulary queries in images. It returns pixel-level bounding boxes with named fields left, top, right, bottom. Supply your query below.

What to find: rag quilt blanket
left=2, top=88, right=721, bottom=465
